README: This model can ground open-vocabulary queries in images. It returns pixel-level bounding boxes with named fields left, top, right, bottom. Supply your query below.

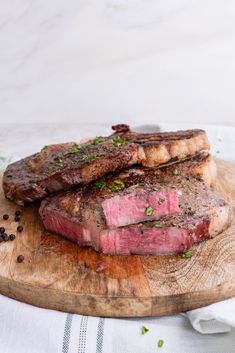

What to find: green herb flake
left=154, top=223, right=163, bottom=228
left=112, top=136, right=126, bottom=146
left=92, top=136, right=104, bottom=145
left=55, top=158, right=63, bottom=167
left=188, top=210, right=196, bottom=216
left=141, top=325, right=149, bottom=335
left=82, top=155, right=100, bottom=161
left=71, top=144, right=81, bottom=153
left=158, top=198, right=165, bottom=205
left=172, top=168, right=180, bottom=176
left=171, top=222, right=177, bottom=227
left=157, top=339, right=164, bottom=348
left=109, top=185, right=120, bottom=192
left=153, top=187, right=160, bottom=191
left=63, top=144, right=81, bottom=156
left=93, top=181, right=106, bottom=190
left=114, top=179, right=124, bottom=185
left=42, top=145, right=48, bottom=150
left=181, top=251, right=192, bottom=259
left=145, top=206, right=153, bottom=216
left=139, top=182, right=145, bottom=187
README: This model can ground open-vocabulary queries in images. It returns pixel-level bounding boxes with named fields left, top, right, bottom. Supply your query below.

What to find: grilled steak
left=102, top=188, right=180, bottom=228
left=39, top=156, right=231, bottom=255
left=111, top=124, right=210, bottom=167
left=3, top=126, right=209, bottom=205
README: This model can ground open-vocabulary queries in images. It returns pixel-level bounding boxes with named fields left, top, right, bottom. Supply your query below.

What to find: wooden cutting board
left=0, top=159, right=235, bottom=317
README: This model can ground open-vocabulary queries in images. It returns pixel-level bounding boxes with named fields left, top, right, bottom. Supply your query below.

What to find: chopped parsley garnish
left=157, top=339, right=164, bottom=348
left=141, top=325, right=149, bottom=335
left=42, top=145, right=48, bottom=150
left=92, top=136, right=104, bottom=145
left=114, top=179, right=124, bottom=185
left=171, top=222, right=177, bottom=227
left=55, top=158, right=63, bottom=167
left=154, top=223, right=163, bottom=228
left=181, top=251, right=192, bottom=259
left=63, top=144, right=81, bottom=156
left=82, top=155, right=100, bottom=161
left=153, top=187, right=160, bottom=191
left=145, top=206, right=153, bottom=216
left=71, top=144, right=81, bottom=153
left=93, top=181, right=106, bottom=190
left=139, top=182, right=145, bottom=187
left=109, top=185, right=120, bottom=192
left=158, top=198, right=165, bottom=205
left=112, top=136, right=126, bottom=146
left=172, top=168, right=180, bottom=176
left=187, top=210, right=196, bottom=216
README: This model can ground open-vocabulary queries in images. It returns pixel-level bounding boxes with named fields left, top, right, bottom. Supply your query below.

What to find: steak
left=102, top=188, right=180, bottom=228
left=3, top=126, right=209, bottom=205
left=111, top=124, right=210, bottom=167
left=39, top=156, right=231, bottom=255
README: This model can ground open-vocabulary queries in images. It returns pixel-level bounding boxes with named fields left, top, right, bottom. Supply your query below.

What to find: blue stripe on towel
left=96, top=318, right=105, bottom=353
left=78, top=316, right=88, bottom=353
left=62, top=313, right=73, bottom=353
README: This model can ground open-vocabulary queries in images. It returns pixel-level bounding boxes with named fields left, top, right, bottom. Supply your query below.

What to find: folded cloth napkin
left=187, top=297, right=235, bottom=334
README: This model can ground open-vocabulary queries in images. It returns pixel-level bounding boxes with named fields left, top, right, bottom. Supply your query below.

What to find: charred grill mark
left=3, top=126, right=210, bottom=205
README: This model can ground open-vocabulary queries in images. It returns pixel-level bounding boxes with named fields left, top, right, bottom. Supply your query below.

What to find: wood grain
left=0, top=159, right=235, bottom=317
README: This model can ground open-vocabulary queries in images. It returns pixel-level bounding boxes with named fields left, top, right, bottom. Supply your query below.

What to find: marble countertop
left=0, top=1, right=235, bottom=126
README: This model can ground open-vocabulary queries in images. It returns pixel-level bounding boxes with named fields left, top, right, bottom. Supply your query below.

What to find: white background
left=0, top=0, right=235, bottom=126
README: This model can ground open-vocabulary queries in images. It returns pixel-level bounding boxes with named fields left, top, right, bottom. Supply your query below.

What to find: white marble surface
left=1, top=1, right=235, bottom=126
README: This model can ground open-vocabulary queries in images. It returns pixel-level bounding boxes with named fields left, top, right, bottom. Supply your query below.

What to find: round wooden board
left=0, top=159, right=235, bottom=317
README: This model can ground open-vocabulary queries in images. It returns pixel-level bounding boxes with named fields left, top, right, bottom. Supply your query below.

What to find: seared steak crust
left=39, top=158, right=232, bottom=255
left=3, top=126, right=210, bottom=205
left=3, top=140, right=138, bottom=205
left=111, top=125, right=210, bottom=167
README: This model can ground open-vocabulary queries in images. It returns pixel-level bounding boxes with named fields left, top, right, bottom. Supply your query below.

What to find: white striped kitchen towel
left=0, top=294, right=235, bottom=353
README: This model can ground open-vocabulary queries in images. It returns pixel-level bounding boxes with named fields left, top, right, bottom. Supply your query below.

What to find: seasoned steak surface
left=39, top=157, right=232, bottom=255
left=3, top=140, right=138, bottom=205
left=3, top=126, right=210, bottom=205
left=111, top=124, right=210, bottom=167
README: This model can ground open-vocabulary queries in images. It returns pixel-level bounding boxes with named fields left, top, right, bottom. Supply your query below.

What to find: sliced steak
left=3, top=126, right=209, bottom=205
left=100, top=207, right=232, bottom=255
left=39, top=159, right=232, bottom=255
left=102, top=187, right=180, bottom=228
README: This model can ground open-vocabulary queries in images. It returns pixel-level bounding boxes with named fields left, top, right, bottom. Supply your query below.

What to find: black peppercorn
left=0, top=235, right=4, bottom=243
left=17, top=226, right=23, bottom=232
left=3, top=233, right=9, bottom=241
left=188, top=210, right=196, bottom=216
left=15, top=211, right=21, bottom=216
left=17, top=255, right=24, bottom=263
left=3, top=214, right=9, bottom=220
left=9, top=234, right=16, bottom=241
left=14, top=215, right=20, bottom=222
left=0, top=227, right=5, bottom=234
